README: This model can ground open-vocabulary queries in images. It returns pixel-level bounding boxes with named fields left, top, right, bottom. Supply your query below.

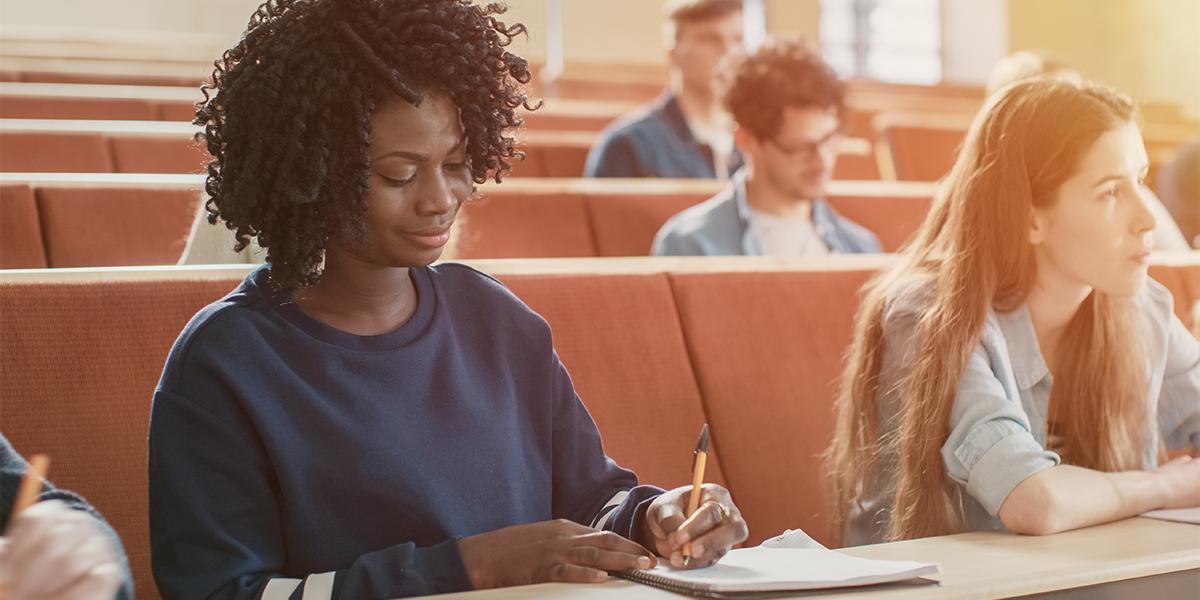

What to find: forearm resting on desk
left=998, top=457, right=1200, bottom=535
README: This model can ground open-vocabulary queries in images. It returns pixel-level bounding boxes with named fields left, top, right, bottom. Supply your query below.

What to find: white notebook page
left=1141, top=507, right=1200, bottom=524
left=631, top=546, right=939, bottom=593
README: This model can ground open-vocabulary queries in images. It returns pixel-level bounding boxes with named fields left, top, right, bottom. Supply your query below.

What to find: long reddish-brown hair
left=827, top=79, right=1149, bottom=541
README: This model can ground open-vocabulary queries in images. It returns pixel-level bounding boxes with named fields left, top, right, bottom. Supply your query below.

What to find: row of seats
left=0, top=119, right=882, bottom=179
left=455, top=179, right=931, bottom=257
left=0, top=52, right=985, bottom=105
left=875, top=112, right=1194, bottom=184
left=0, top=82, right=971, bottom=182
left=0, top=180, right=199, bottom=268
left=3, top=255, right=1197, bottom=599
left=0, top=121, right=602, bottom=177
left=0, top=56, right=207, bottom=88
left=0, top=82, right=644, bottom=131
left=0, top=83, right=198, bottom=121
left=4, top=116, right=1189, bottom=187
left=0, top=81, right=972, bottom=134
left=0, top=81, right=984, bottom=166
left=0, top=176, right=934, bottom=268
left=0, top=120, right=208, bottom=173
left=4, top=41, right=1194, bottom=136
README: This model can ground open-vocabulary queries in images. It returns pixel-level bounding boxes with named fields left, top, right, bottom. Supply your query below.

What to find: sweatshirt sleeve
left=149, top=389, right=471, bottom=600
left=546, top=352, right=664, bottom=542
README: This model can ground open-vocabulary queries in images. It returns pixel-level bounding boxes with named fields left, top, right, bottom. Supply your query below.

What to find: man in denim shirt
left=653, top=40, right=880, bottom=256
left=584, top=0, right=745, bottom=179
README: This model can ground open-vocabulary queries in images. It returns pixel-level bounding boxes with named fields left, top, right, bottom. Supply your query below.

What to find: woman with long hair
left=149, top=1, right=747, bottom=598
left=827, top=78, right=1200, bottom=546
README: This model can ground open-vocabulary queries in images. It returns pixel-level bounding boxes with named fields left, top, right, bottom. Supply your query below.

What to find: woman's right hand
left=1154, top=455, right=1200, bottom=509
left=457, top=519, right=656, bottom=589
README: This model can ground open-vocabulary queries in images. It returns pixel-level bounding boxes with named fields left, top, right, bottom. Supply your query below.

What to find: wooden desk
left=424, top=518, right=1199, bottom=599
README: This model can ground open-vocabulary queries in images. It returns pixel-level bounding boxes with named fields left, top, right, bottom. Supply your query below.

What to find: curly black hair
left=721, top=39, right=845, bottom=141
left=195, top=0, right=534, bottom=293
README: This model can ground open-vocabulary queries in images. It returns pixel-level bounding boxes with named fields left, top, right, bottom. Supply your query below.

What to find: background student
left=652, top=40, right=880, bottom=257
left=150, top=1, right=748, bottom=598
left=827, top=79, right=1200, bottom=546
left=584, top=0, right=745, bottom=179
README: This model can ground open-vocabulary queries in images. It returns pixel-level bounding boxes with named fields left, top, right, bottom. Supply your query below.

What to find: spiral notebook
left=614, top=547, right=939, bottom=598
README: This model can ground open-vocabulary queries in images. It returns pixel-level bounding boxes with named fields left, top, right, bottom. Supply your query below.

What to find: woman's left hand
left=637, top=483, right=748, bottom=569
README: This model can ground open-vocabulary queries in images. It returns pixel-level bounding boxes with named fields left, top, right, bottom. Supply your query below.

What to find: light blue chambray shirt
left=846, top=277, right=1200, bottom=546
left=650, top=169, right=882, bottom=257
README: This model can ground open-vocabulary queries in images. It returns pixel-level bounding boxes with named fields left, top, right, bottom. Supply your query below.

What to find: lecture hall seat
left=453, top=190, right=596, bottom=258
left=879, top=124, right=966, bottom=182
left=585, top=192, right=702, bottom=257
left=503, top=272, right=730, bottom=491
left=668, top=266, right=878, bottom=548
left=0, top=177, right=932, bottom=265
left=0, top=131, right=115, bottom=172
left=0, top=95, right=159, bottom=121
left=0, top=183, right=48, bottom=268
left=110, top=136, right=209, bottom=174
left=1, top=276, right=238, bottom=600
left=34, top=186, right=200, bottom=266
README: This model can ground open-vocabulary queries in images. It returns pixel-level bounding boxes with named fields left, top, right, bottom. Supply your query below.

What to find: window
left=819, top=0, right=942, bottom=84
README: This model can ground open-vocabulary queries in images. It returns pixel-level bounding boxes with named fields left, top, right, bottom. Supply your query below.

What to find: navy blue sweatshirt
left=149, top=264, right=663, bottom=599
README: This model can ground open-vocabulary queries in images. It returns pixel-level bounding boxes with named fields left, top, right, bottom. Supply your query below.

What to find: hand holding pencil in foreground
left=0, top=455, right=124, bottom=600
left=636, top=424, right=749, bottom=569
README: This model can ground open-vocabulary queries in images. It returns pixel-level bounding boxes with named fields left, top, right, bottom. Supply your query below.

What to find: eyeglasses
left=766, top=128, right=843, bottom=162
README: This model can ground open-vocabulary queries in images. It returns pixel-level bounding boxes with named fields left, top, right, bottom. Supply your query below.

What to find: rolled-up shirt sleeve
left=941, top=346, right=1061, bottom=516
left=1157, top=315, right=1200, bottom=453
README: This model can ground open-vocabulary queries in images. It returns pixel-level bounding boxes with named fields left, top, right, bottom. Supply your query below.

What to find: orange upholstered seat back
left=668, top=267, right=877, bottom=547
left=110, top=136, right=209, bottom=174
left=0, top=184, right=47, bottom=268
left=1149, top=263, right=1200, bottom=329
left=35, top=186, right=199, bottom=266
left=0, top=277, right=241, bottom=600
left=586, top=193, right=707, bottom=256
left=0, top=131, right=115, bottom=172
left=827, top=194, right=932, bottom=252
left=500, top=272, right=727, bottom=490
left=882, top=125, right=965, bottom=182
left=451, top=191, right=597, bottom=258
left=0, top=96, right=158, bottom=120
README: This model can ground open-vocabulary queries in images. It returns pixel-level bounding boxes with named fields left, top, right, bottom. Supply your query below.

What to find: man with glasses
left=652, top=40, right=880, bottom=256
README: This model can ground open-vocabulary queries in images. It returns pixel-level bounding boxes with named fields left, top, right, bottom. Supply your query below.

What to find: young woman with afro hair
left=149, top=1, right=747, bottom=598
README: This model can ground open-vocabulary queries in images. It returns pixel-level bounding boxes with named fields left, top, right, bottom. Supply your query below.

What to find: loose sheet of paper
left=634, top=546, right=939, bottom=593
left=759, top=528, right=827, bottom=549
left=1141, top=507, right=1200, bottom=524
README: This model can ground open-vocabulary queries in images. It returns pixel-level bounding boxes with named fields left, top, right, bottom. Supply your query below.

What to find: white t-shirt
left=748, top=208, right=830, bottom=257
left=687, top=118, right=735, bottom=180
left=178, top=194, right=266, bottom=265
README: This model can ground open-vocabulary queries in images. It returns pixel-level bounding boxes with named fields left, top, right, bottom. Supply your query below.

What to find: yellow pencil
left=681, top=424, right=709, bottom=566
left=12, top=454, right=50, bottom=518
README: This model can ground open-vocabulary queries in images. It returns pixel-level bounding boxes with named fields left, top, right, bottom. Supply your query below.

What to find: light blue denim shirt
left=650, top=169, right=882, bottom=256
left=846, top=277, right=1200, bottom=546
